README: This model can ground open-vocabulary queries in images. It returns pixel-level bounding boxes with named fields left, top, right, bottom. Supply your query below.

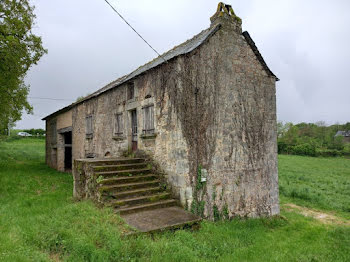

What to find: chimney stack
left=210, top=2, right=242, bottom=33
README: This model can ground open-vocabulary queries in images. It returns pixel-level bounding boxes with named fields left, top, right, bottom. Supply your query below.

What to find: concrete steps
left=99, top=174, right=158, bottom=185
left=93, top=162, right=148, bottom=171
left=109, top=186, right=164, bottom=199
left=95, top=168, right=152, bottom=177
left=109, top=192, right=171, bottom=208
left=99, top=180, right=162, bottom=194
left=88, top=158, right=145, bottom=166
left=90, top=158, right=200, bottom=232
left=122, top=206, right=202, bottom=234
left=115, top=199, right=178, bottom=215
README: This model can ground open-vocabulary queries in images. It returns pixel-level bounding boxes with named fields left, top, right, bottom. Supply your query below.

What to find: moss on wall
left=152, top=46, right=222, bottom=218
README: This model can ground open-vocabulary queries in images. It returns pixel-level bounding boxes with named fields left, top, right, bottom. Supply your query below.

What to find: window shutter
left=115, top=113, right=123, bottom=135
left=143, top=105, right=154, bottom=134
left=86, top=116, right=93, bottom=135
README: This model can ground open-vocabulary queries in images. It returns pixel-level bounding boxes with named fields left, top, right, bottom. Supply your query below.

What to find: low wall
left=73, top=159, right=99, bottom=201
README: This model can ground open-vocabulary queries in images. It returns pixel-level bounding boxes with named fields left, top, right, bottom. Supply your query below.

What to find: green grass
left=0, top=138, right=349, bottom=261
left=279, top=154, right=350, bottom=219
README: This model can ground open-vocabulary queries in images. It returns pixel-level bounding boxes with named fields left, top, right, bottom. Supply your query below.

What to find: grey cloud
left=16, top=0, right=350, bottom=128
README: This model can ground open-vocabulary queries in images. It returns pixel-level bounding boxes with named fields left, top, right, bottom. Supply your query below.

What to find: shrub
left=328, top=136, right=345, bottom=150
left=277, top=141, right=288, bottom=154
left=289, top=143, right=316, bottom=157
left=315, top=148, right=343, bottom=157
left=343, top=144, right=350, bottom=154
left=23, top=128, right=45, bottom=136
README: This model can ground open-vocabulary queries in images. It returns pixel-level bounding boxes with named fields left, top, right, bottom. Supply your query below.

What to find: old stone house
left=43, top=3, right=279, bottom=219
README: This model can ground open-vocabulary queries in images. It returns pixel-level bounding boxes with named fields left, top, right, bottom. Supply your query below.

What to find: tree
left=344, top=122, right=350, bottom=131
left=277, top=121, right=293, bottom=138
left=0, top=0, right=47, bottom=131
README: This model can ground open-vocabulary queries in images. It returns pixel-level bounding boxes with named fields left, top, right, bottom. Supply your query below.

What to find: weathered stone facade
left=44, top=3, right=279, bottom=219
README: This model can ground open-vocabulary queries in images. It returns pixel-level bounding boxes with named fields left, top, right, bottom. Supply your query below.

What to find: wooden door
left=131, top=110, right=138, bottom=151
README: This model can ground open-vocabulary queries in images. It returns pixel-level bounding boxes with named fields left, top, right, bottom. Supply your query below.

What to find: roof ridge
left=43, top=24, right=221, bottom=120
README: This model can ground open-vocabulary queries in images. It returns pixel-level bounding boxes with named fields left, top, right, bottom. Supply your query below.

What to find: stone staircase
left=86, top=158, right=200, bottom=233
left=92, top=158, right=177, bottom=214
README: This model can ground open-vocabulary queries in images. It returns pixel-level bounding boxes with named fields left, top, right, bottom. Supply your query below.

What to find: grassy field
left=0, top=138, right=349, bottom=261
left=279, top=155, right=350, bottom=219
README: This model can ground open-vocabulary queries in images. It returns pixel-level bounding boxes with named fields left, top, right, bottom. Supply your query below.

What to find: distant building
left=43, top=2, right=280, bottom=219
left=335, top=131, right=350, bottom=143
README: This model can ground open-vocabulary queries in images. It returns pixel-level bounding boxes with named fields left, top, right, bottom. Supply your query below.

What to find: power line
left=28, top=96, right=74, bottom=102
left=103, top=0, right=167, bottom=63
left=102, top=0, right=212, bottom=94
left=32, top=114, right=46, bottom=118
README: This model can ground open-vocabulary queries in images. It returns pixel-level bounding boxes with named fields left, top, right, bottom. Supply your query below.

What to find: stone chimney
left=210, top=2, right=242, bottom=34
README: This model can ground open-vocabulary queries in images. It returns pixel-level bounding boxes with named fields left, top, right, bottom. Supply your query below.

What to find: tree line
left=278, top=121, right=350, bottom=157
left=22, top=128, right=45, bottom=136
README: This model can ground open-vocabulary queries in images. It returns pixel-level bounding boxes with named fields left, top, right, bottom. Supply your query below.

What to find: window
left=127, top=82, right=135, bottom=100
left=143, top=105, right=154, bottom=134
left=114, top=113, right=124, bottom=136
left=86, top=115, right=93, bottom=135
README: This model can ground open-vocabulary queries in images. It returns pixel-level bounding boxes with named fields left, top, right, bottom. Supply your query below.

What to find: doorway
left=63, top=131, right=72, bottom=171
left=130, top=110, right=138, bottom=151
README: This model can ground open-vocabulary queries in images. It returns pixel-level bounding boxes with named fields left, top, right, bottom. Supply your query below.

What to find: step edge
left=138, top=218, right=202, bottom=233
left=106, top=187, right=164, bottom=198
left=93, top=163, right=148, bottom=169
left=98, top=174, right=158, bottom=183
left=115, top=199, right=177, bottom=212
left=95, top=168, right=151, bottom=175
left=109, top=192, right=171, bottom=204
left=99, top=180, right=161, bottom=190
left=107, top=187, right=163, bottom=196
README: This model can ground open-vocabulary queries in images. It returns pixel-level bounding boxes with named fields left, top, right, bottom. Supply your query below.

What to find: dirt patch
left=49, top=252, right=61, bottom=262
left=283, top=203, right=350, bottom=226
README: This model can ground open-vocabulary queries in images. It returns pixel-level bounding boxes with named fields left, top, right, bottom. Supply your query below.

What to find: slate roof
left=43, top=24, right=277, bottom=120
left=335, top=131, right=350, bottom=137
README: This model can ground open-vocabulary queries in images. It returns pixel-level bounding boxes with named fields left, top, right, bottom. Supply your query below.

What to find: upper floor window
left=86, top=115, right=93, bottom=136
left=114, top=113, right=124, bottom=136
left=127, top=82, right=135, bottom=100
left=143, top=105, right=154, bottom=134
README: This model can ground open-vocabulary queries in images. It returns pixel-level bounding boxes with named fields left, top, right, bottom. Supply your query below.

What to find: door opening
left=131, top=110, right=138, bottom=151
left=63, top=131, right=72, bottom=171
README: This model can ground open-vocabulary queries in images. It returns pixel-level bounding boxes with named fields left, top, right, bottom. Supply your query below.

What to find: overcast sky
left=16, top=0, right=350, bottom=129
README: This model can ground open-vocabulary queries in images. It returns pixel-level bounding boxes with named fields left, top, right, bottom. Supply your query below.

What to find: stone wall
left=57, top=110, right=72, bottom=130
left=45, top=118, right=57, bottom=169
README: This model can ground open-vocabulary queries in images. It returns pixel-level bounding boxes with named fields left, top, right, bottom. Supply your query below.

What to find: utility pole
left=8, top=121, right=11, bottom=137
